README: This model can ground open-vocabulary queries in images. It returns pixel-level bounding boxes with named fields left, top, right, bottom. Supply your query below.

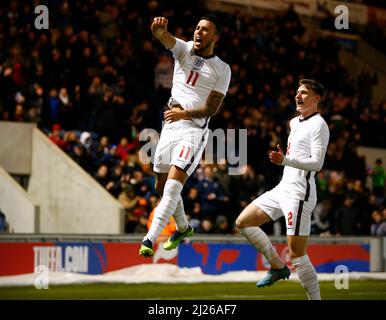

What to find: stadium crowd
left=0, top=0, right=385, bottom=236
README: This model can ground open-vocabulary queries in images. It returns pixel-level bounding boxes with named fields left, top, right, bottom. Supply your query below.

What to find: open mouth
left=296, top=101, right=304, bottom=106
left=195, top=36, right=202, bottom=45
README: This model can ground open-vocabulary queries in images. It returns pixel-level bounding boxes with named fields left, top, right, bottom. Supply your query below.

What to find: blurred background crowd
left=0, top=0, right=385, bottom=236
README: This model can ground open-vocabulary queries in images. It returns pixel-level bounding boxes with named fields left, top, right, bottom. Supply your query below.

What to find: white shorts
left=252, top=186, right=316, bottom=236
left=153, top=120, right=209, bottom=177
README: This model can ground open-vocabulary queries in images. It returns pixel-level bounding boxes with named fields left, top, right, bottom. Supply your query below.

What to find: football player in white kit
left=139, top=16, right=231, bottom=257
left=236, top=79, right=329, bottom=300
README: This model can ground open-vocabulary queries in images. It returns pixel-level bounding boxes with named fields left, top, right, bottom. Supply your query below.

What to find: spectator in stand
left=335, top=193, right=360, bottom=235
left=115, top=136, right=137, bottom=162
left=49, top=124, right=67, bottom=150
left=213, top=160, right=232, bottom=197
left=118, top=184, right=139, bottom=233
left=107, top=164, right=125, bottom=198
left=69, top=143, right=93, bottom=172
left=26, top=105, right=41, bottom=124
left=196, top=216, right=215, bottom=234
left=97, top=3, right=119, bottom=46
left=316, top=170, right=329, bottom=202
left=134, top=212, right=149, bottom=234
left=86, top=76, right=104, bottom=125
left=80, top=131, right=93, bottom=155
left=214, top=215, right=231, bottom=234
left=63, top=130, right=79, bottom=153
left=237, top=164, right=264, bottom=208
left=342, top=144, right=367, bottom=183
left=48, top=88, right=60, bottom=124
left=13, top=104, right=26, bottom=122
left=195, top=165, right=229, bottom=220
left=92, top=86, right=120, bottom=141
left=184, top=187, right=202, bottom=228
left=370, top=210, right=386, bottom=236
left=352, top=180, right=372, bottom=235
left=91, top=135, right=116, bottom=167
left=94, top=164, right=111, bottom=188
left=58, top=87, right=75, bottom=129
left=311, top=199, right=333, bottom=235
left=133, top=170, right=154, bottom=200
left=213, top=160, right=241, bottom=223
left=370, top=158, right=385, bottom=199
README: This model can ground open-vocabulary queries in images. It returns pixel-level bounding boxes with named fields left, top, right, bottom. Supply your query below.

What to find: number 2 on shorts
left=287, top=211, right=293, bottom=226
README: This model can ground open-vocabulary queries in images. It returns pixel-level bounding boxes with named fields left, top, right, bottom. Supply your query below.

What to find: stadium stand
left=0, top=0, right=385, bottom=236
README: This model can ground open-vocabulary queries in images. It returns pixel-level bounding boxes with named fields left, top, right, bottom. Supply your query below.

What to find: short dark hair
left=299, top=79, right=325, bottom=98
left=200, top=15, right=222, bottom=35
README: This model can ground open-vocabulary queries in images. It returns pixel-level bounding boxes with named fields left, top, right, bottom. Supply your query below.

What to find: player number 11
left=186, top=70, right=199, bottom=86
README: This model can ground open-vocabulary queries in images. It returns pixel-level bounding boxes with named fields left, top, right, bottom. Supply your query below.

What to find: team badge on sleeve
left=193, top=57, right=205, bottom=70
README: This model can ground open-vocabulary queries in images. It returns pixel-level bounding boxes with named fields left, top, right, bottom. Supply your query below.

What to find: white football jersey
left=277, top=112, right=330, bottom=201
left=169, top=38, right=231, bottom=128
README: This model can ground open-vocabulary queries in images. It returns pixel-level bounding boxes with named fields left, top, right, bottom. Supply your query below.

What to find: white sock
left=144, top=179, right=183, bottom=244
left=291, top=255, right=321, bottom=300
left=240, top=226, right=285, bottom=269
left=173, top=195, right=189, bottom=233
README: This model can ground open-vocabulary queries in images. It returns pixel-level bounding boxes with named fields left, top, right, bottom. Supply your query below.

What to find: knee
left=235, top=217, right=248, bottom=230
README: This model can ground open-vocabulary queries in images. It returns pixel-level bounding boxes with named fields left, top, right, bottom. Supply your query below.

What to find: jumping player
left=236, top=79, right=330, bottom=300
left=139, top=16, right=231, bottom=256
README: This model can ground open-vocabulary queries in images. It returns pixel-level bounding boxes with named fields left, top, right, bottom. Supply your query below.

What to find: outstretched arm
left=164, top=90, right=225, bottom=122
left=151, top=17, right=176, bottom=49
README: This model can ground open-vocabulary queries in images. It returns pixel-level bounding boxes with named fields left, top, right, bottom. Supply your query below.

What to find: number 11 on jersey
left=186, top=70, right=199, bottom=86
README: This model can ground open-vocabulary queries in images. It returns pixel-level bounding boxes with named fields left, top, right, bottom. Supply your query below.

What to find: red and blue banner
left=0, top=241, right=370, bottom=276
left=179, top=243, right=370, bottom=274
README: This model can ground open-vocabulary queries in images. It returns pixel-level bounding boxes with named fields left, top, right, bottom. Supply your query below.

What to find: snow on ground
left=1, top=264, right=386, bottom=287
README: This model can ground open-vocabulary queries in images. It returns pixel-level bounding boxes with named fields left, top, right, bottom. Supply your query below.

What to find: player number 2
left=287, top=212, right=293, bottom=226
left=186, top=70, right=199, bottom=86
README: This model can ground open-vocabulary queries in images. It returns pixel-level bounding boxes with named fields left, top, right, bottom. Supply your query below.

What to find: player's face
left=295, top=84, right=320, bottom=117
left=193, top=20, right=219, bottom=54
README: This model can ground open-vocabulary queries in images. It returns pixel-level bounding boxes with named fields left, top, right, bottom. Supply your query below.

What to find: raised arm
left=151, top=17, right=176, bottom=49
left=164, top=90, right=225, bottom=122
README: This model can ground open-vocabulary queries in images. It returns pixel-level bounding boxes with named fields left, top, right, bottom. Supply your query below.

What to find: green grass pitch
left=1, top=280, right=386, bottom=300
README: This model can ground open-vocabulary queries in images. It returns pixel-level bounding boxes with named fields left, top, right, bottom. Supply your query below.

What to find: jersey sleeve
left=213, top=64, right=231, bottom=95
left=282, top=120, right=330, bottom=172
left=170, top=38, right=191, bottom=61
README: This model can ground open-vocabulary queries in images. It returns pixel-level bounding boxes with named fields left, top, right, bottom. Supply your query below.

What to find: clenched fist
left=151, top=17, right=168, bottom=37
